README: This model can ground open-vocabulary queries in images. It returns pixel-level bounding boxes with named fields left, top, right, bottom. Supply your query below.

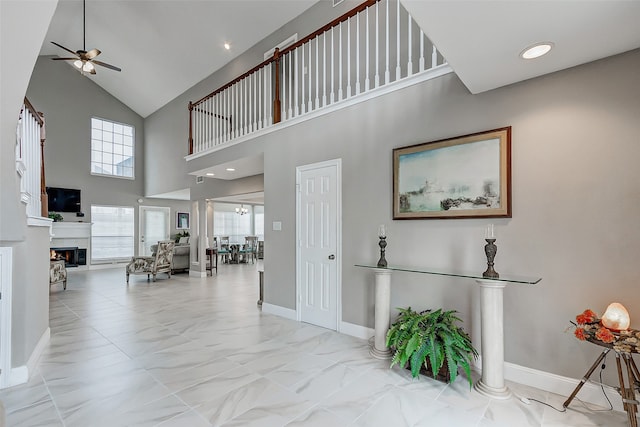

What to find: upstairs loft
left=186, top=0, right=452, bottom=161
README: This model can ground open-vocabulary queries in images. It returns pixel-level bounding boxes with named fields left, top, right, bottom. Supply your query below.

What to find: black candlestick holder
left=482, top=238, right=499, bottom=278
left=377, top=236, right=387, bottom=268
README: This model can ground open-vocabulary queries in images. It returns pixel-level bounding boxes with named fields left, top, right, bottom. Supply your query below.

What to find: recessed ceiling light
left=206, top=173, right=214, bottom=176
left=224, top=42, right=231, bottom=50
left=520, top=42, right=554, bottom=60
left=226, top=168, right=235, bottom=172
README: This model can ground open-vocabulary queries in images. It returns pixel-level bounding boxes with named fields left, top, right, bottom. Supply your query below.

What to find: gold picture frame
left=393, top=127, right=512, bottom=219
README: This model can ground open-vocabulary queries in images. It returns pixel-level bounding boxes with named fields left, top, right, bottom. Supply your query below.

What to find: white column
left=474, top=279, right=512, bottom=399
left=370, top=268, right=392, bottom=359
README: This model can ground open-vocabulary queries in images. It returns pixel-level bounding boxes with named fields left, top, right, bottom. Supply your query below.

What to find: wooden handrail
left=23, top=97, right=44, bottom=127
left=191, top=0, right=380, bottom=109
left=188, top=0, right=383, bottom=154
left=281, top=0, right=379, bottom=57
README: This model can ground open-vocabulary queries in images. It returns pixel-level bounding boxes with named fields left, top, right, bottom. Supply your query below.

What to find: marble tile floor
left=0, top=263, right=632, bottom=427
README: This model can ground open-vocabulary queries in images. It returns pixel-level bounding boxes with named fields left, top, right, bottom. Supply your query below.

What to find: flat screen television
left=46, top=187, right=81, bottom=213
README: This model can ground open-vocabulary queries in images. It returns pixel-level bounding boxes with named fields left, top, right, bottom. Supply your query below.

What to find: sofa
left=151, top=237, right=190, bottom=272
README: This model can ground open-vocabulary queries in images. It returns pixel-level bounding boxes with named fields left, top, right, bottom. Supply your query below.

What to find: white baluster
left=288, top=53, right=293, bottom=119
left=396, top=0, right=401, bottom=81
left=356, top=13, right=361, bottom=95
left=322, top=32, right=327, bottom=107
left=301, top=44, right=306, bottom=114
left=264, top=63, right=273, bottom=127
left=432, top=45, right=438, bottom=68
left=308, top=40, right=313, bottom=112
left=330, top=27, right=335, bottom=104
left=339, top=23, right=343, bottom=101
left=347, top=17, right=352, bottom=98
left=315, top=36, right=320, bottom=109
left=407, top=13, right=413, bottom=76
left=258, top=68, right=262, bottom=129
left=419, top=30, right=425, bottom=72
left=294, top=49, right=300, bottom=117
left=375, top=2, right=380, bottom=88
left=365, top=7, right=370, bottom=91
left=385, top=0, right=390, bottom=84
left=243, top=78, right=248, bottom=135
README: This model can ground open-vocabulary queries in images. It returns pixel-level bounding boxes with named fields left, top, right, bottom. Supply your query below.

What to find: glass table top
left=354, top=264, right=541, bottom=285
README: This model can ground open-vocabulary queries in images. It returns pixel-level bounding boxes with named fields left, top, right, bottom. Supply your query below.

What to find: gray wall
left=26, top=57, right=191, bottom=255
left=11, top=226, right=50, bottom=367
left=145, top=0, right=358, bottom=197
left=0, top=0, right=58, bottom=372
left=260, top=49, right=640, bottom=380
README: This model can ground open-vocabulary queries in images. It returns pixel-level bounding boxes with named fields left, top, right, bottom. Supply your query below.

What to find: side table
left=564, top=337, right=639, bottom=427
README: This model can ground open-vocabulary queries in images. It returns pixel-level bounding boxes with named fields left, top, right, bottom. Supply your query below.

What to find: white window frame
left=90, top=117, right=135, bottom=179
left=91, top=204, right=135, bottom=263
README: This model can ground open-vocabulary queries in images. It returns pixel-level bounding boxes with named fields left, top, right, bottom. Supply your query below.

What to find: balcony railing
left=16, top=97, right=47, bottom=218
left=188, top=0, right=445, bottom=156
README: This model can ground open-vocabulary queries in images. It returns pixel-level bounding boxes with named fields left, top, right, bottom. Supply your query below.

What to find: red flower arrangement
left=571, top=309, right=640, bottom=353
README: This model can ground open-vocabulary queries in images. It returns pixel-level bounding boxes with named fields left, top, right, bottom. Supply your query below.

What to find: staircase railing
left=16, top=97, right=47, bottom=218
left=188, top=0, right=445, bottom=155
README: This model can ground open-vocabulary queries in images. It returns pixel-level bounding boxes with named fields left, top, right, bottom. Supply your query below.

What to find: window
left=254, top=205, right=264, bottom=240
left=91, top=117, right=134, bottom=178
left=91, top=205, right=134, bottom=262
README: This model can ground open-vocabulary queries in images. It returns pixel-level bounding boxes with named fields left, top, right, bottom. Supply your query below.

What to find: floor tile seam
left=40, top=374, right=69, bottom=427
left=319, top=387, right=394, bottom=426
left=152, top=406, right=212, bottom=427
left=0, top=378, right=53, bottom=416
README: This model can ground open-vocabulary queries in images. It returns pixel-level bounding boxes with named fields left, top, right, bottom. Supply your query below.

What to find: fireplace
left=50, top=247, right=85, bottom=267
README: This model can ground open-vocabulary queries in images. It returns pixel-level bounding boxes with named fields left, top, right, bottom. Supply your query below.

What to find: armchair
left=49, top=260, right=67, bottom=291
left=126, top=241, right=175, bottom=284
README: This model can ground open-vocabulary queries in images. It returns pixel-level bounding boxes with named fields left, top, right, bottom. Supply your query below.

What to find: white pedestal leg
left=474, top=279, right=512, bottom=399
left=370, top=268, right=392, bottom=359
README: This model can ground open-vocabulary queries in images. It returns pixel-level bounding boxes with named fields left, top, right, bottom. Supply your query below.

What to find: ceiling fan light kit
left=51, top=0, right=121, bottom=75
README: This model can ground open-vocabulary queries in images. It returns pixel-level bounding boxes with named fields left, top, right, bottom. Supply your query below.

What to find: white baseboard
left=88, top=262, right=128, bottom=271
left=472, top=355, right=623, bottom=412
left=8, top=327, right=50, bottom=388
left=340, top=321, right=374, bottom=340
left=261, top=303, right=296, bottom=320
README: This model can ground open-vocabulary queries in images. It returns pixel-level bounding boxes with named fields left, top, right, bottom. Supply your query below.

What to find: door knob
left=328, top=254, right=335, bottom=260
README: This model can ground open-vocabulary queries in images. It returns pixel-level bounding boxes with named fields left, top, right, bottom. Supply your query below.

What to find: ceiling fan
left=50, top=0, right=121, bottom=75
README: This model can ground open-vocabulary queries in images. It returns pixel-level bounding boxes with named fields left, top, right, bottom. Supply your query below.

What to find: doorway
left=296, top=159, right=342, bottom=330
left=139, top=206, right=170, bottom=256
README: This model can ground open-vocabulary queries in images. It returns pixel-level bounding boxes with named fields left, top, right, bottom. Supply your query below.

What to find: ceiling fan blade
left=92, top=60, right=121, bottom=72
left=85, top=48, right=101, bottom=60
left=89, top=68, right=97, bottom=75
left=51, top=57, right=78, bottom=61
left=50, top=41, right=78, bottom=57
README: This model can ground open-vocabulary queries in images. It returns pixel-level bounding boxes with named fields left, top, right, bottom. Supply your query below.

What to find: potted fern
left=386, top=307, right=478, bottom=387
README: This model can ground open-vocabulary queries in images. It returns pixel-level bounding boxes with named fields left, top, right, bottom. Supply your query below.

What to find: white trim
left=186, top=65, right=454, bottom=162
left=264, top=34, right=299, bottom=60
left=26, top=328, right=50, bottom=378
left=5, top=327, right=50, bottom=389
left=0, top=248, right=13, bottom=389
left=27, top=216, right=53, bottom=227
left=189, top=270, right=207, bottom=278
left=296, top=159, right=342, bottom=331
left=9, top=366, right=27, bottom=388
left=339, top=321, right=374, bottom=340
left=261, top=303, right=297, bottom=320
left=472, top=355, right=624, bottom=412
left=138, top=206, right=170, bottom=256
left=89, top=262, right=128, bottom=271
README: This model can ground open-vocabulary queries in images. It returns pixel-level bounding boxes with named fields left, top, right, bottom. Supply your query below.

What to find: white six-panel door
left=296, top=159, right=341, bottom=330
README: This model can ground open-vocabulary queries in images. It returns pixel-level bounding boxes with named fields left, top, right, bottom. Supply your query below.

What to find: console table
left=355, top=264, right=541, bottom=400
